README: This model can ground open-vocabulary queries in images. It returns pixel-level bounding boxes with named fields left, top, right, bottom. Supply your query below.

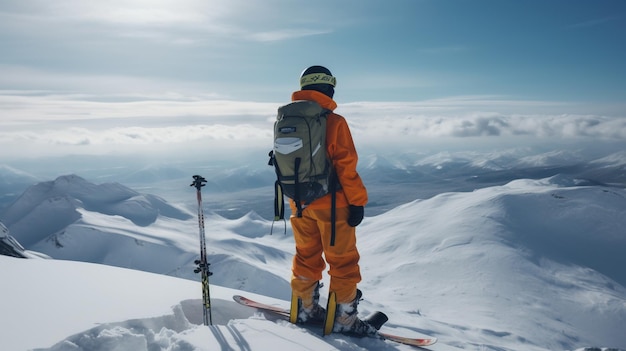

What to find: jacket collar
left=291, top=90, right=337, bottom=111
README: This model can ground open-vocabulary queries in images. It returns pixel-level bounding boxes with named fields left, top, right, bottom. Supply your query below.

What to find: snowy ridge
left=0, top=175, right=293, bottom=296
left=1, top=174, right=625, bottom=350
left=2, top=174, right=191, bottom=232
left=359, top=176, right=626, bottom=350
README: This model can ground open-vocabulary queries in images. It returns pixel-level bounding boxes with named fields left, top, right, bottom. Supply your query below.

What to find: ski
left=191, top=175, right=213, bottom=326
left=233, top=295, right=437, bottom=348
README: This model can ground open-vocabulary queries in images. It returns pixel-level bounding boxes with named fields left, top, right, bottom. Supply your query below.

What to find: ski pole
left=190, top=175, right=213, bottom=326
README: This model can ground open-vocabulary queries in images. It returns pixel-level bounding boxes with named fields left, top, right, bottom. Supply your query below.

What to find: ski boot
left=291, top=281, right=326, bottom=324
left=332, top=289, right=381, bottom=338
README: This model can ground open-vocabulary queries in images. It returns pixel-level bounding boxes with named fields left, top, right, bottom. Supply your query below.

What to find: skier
left=288, top=65, right=376, bottom=336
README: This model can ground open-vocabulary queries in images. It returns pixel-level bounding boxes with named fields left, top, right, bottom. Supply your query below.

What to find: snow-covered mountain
left=1, top=172, right=625, bottom=351
left=360, top=149, right=626, bottom=216
left=0, top=175, right=293, bottom=296
left=2, top=148, right=625, bottom=220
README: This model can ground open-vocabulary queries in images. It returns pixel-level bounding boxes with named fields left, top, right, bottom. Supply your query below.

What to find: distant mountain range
left=1, top=149, right=625, bottom=221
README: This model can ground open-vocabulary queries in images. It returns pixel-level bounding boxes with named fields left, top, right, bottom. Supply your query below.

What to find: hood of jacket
left=291, top=90, right=337, bottom=111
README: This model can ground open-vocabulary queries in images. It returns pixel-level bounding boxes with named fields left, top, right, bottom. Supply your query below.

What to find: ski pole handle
left=191, top=175, right=207, bottom=190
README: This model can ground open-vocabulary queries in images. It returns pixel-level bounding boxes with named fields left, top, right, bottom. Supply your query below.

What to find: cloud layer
left=1, top=90, right=624, bottom=161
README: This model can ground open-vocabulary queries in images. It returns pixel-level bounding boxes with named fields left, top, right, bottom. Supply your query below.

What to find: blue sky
left=0, top=0, right=625, bottom=164
left=2, top=0, right=625, bottom=103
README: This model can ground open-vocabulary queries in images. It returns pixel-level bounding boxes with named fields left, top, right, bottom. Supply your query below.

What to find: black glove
left=347, top=205, right=364, bottom=227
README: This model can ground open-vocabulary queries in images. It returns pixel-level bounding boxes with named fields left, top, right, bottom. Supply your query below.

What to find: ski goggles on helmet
left=300, top=73, right=336, bottom=88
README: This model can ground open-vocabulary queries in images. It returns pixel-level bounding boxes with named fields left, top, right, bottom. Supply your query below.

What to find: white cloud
left=247, top=29, right=333, bottom=42
left=0, top=124, right=271, bottom=146
left=0, top=87, right=277, bottom=123
left=1, top=91, right=624, bottom=161
left=352, top=113, right=626, bottom=140
left=0, top=0, right=326, bottom=45
left=418, top=45, right=468, bottom=55
left=2, top=0, right=229, bottom=26
left=566, top=15, right=623, bottom=29
left=0, top=65, right=225, bottom=99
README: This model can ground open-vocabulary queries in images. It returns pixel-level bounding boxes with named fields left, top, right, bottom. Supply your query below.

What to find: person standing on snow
left=288, top=65, right=376, bottom=336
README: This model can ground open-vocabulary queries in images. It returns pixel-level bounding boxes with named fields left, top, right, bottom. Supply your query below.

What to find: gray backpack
left=269, top=100, right=338, bottom=220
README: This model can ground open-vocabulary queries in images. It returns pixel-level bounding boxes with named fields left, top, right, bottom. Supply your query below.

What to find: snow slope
left=1, top=175, right=626, bottom=350
left=1, top=255, right=450, bottom=351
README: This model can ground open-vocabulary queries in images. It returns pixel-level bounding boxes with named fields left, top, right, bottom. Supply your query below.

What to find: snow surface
left=1, top=174, right=626, bottom=351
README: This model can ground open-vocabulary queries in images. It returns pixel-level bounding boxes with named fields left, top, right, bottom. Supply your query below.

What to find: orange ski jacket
left=288, top=90, right=368, bottom=213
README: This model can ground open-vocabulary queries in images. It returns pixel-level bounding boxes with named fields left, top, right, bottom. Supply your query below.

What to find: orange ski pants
left=290, top=206, right=361, bottom=306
